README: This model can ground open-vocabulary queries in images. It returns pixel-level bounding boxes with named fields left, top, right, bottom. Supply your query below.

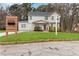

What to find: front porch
left=32, top=20, right=49, bottom=31
left=32, top=20, right=60, bottom=32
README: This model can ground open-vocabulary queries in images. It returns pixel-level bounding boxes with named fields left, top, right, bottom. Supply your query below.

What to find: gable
left=32, top=20, right=48, bottom=24
left=51, top=12, right=60, bottom=17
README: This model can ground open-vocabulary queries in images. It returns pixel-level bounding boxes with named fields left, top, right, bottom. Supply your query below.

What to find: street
left=0, top=41, right=79, bottom=56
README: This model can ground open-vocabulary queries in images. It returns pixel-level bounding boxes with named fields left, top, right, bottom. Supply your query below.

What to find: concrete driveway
left=0, top=41, right=79, bottom=56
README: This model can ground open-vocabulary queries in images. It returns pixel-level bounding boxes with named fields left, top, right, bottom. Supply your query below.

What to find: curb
left=0, top=39, right=79, bottom=45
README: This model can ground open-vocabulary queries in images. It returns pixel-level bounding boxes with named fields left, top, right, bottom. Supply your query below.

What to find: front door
left=44, top=24, right=47, bottom=31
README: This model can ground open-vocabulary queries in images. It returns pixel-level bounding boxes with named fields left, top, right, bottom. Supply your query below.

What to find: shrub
left=0, top=28, right=5, bottom=30
left=49, top=26, right=53, bottom=32
left=34, top=26, right=43, bottom=31
left=49, top=26, right=60, bottom=32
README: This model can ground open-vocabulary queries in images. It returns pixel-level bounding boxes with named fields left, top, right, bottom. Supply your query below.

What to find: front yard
left=0, top=32, right=79, bottom=43
left=0, top=30, right=5, bottom=32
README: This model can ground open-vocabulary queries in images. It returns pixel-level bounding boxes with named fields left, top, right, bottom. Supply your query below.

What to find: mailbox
left=6, top=16, right=18, bottom=32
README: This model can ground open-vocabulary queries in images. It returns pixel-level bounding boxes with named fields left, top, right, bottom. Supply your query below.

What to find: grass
left=0, top=32, right=79, bottom=43
left=0, top=30, right=5, bottom=32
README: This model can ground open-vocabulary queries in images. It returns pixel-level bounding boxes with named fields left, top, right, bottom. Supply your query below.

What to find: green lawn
left=0, top=30, right=5, bottom=32
left=0, top=32, right=79, bottom=43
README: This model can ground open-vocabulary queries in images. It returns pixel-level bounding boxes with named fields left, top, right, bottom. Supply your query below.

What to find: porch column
left=46, top=24, right=49, bottom=31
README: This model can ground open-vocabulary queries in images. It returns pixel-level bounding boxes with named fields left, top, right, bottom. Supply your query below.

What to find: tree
left=21, top=3, right=32, bottom=20
left=9, top=3, right=32, bottom=21
left=36, top=5, right=47, bottom=12
left=0, top=4, right=7, bottom=29
left=9, top=4, right=19, bottom=16
left=8, top=3, right=79, bottom=32
left=36, top=3, right=79, bottom=32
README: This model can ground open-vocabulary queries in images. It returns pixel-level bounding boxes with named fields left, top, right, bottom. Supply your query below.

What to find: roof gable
left=32, top=20, right=48, bottom=24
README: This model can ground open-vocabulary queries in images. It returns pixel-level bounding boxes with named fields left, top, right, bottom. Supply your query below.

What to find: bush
left=49, top=26, right=60, bottom=32
left=0, top=28, right=5, bottom=30
left=49, top=26, right=53, bottom=32
left=34, top=26, right=43, bottom=31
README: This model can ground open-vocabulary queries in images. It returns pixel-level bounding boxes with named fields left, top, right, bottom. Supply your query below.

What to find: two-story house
left=18, top=12, right=61, bottom=31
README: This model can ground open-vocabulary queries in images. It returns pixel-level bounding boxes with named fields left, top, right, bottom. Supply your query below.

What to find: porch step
left=43, top=31, right=48, bottom=32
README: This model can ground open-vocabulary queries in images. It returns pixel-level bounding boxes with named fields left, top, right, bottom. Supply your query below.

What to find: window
left=52, top=16, right=54, bottom=20
left=45, top=16, right=48, bottom=20
left=21, top=24, right=26, bottom=28
left=30, top=16, right=32, bottom=20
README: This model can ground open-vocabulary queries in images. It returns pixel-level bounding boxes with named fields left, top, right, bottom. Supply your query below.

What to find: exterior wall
left=18, top=21, right=35, bottom=31
left=18, top=22, right=60, bottom=31
left=18, top=12, right=61, bottom=31
left=18, top=21, right=27, bottom=31
left=28, top=23, right=34, bottom=31
left=28, top=16, right=48, bottom=23
left=48, top=12, right=60, bottom=23
left=28, top=12, right=60, bottom=24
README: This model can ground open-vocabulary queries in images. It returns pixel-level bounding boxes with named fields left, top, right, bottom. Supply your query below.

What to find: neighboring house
left=18, top=12, right=61, bottom=31
left=74, top=23, right=79, bottom=32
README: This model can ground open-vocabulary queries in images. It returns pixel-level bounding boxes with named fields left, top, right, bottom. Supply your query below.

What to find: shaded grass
left=0, top=30, right=5, bottom=32
left=0, top=32, right=79, bottom=43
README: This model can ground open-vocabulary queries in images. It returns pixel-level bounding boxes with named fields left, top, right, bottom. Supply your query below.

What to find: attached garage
left=18, top=21, right=28, bottom=31
left=18, top=21, right=33, bottom=31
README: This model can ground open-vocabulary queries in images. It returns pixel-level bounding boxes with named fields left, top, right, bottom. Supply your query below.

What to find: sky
left=0, top=3, right=13, bottom=9
left=31, top=3, right=47, bottom=8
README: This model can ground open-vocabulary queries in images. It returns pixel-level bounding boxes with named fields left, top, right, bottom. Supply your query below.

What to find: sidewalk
left=0, top=31, right=24, bottom=37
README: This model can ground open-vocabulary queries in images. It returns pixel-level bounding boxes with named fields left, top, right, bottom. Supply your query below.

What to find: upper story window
left=30, top=16, right=32, bottom=20
left=45, top=16, right=48, bottom=20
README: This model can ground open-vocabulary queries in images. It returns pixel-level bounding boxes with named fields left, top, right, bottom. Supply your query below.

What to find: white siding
left=28, top=16, right=48, bottom=23
left=28, top=12, right=60, bottom=24
left=18, top=21, right=35, bottom=31
left=48, top=12, right=60, bottom=23
left=18, top=12, right=61, bottom=31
